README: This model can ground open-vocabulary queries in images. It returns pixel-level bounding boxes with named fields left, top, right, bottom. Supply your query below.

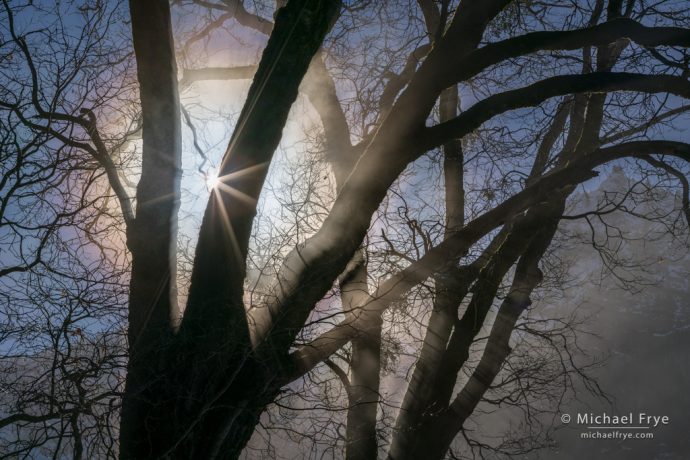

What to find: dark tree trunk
left=120, top=1, right=341, bottom=458
left=171, top=1, right=341, bottom=456
left=341, top=252, right=381, bottom=460
left=120, top=1, right=181, bottom=458
left=407, top=216, right=558, bottom=460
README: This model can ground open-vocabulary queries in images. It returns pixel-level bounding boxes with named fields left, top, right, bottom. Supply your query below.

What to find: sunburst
left=205, top=168, right=220, bottom=190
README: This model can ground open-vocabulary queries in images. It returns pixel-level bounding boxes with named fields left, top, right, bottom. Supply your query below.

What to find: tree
left=2, top=0, right=690, bottom=458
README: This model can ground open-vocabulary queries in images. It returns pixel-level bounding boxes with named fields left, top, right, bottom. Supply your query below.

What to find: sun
left=205, top=168, right=220, bottom=190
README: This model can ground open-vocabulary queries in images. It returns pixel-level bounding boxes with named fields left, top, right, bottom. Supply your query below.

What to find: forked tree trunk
left=405, top=216, right=558, bottom=460
left=120, top=1, right=341, bottom=458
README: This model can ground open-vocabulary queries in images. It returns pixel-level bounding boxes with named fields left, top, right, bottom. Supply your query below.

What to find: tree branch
left=421, top=73, right=690, bottom=153
left=287, top=140, right=690, bottom=379
left=442, top=17, right=690, bottom=90
left=638, top=155, right=690, bottom=228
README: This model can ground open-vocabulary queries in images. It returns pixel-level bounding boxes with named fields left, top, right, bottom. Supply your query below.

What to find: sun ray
left=136, top=192, right=179, bottom=207
left=218, top=162, right=269, bottom=182
left=215, top=181, right=258, bottom=208
left=212, top=187, right=244, bottom=269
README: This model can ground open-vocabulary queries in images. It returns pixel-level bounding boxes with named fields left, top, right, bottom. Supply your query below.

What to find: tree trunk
left=171, top=1, right=341, bottom=456
left=120, top=1, right=341, bottom=458
left=345, top=317, right=382, bottom=460
left=388, top=84, right=464, bottom=459
left=120, top=1, right=181, bottom=457
left=408, top=217, right=557, bottom=460
left=340, top=252, right=381, bottom=460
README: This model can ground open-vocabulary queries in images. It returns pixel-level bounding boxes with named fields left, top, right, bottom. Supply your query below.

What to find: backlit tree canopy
left=1, top=0, right=690, bottom=458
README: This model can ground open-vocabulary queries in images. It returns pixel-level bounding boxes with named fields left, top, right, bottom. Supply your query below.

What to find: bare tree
left=2, top=0, right=690, bottom=459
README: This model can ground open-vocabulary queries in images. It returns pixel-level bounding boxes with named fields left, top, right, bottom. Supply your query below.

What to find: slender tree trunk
left=120, top=1, right=181, bottom=458
left=346, top=322, right=382, bottom=460
left=340, top=251, right=381, bottom=460
left=304, top=53, right=382, bottom=460
left=389, top=85, right=464, bottom=459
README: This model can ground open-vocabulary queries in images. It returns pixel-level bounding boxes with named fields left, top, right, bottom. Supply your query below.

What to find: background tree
left=2, top=0, right=690, bottom=459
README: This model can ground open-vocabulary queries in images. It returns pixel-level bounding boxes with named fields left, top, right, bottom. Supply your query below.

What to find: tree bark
left=120, top=1, right=182, bottom=458
left=342, top=253, right=381, bottom=460
left=410, top=217, right=558, bottom=460
left=172, top=1, right=341, bottom=457
left=121, top=1, right=341, bottom=458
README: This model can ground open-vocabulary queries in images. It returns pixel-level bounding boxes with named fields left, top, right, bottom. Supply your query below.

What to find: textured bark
left=170, top=2, right=341, bottom=458
left=120, top=1, right=181, bottom=458
left=121, top=1, right=341, bottom=458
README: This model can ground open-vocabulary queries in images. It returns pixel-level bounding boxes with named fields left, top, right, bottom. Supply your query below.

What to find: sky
left=2, top=1, right=690, bottom=458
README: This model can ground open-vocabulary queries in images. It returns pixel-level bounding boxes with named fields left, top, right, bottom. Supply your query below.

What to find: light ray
left=136, top=192, right=179, bottom=207
left=218, top=162, right=269, bottom=182
left=212, top=187, right=244, bottom=269
left=215, top=181, right=258, bottom=208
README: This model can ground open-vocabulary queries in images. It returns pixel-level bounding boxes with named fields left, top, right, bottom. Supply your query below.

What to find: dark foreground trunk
left=119, top=0, right=181, bottom=457
left=120, top=1, right=341, bottom=458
